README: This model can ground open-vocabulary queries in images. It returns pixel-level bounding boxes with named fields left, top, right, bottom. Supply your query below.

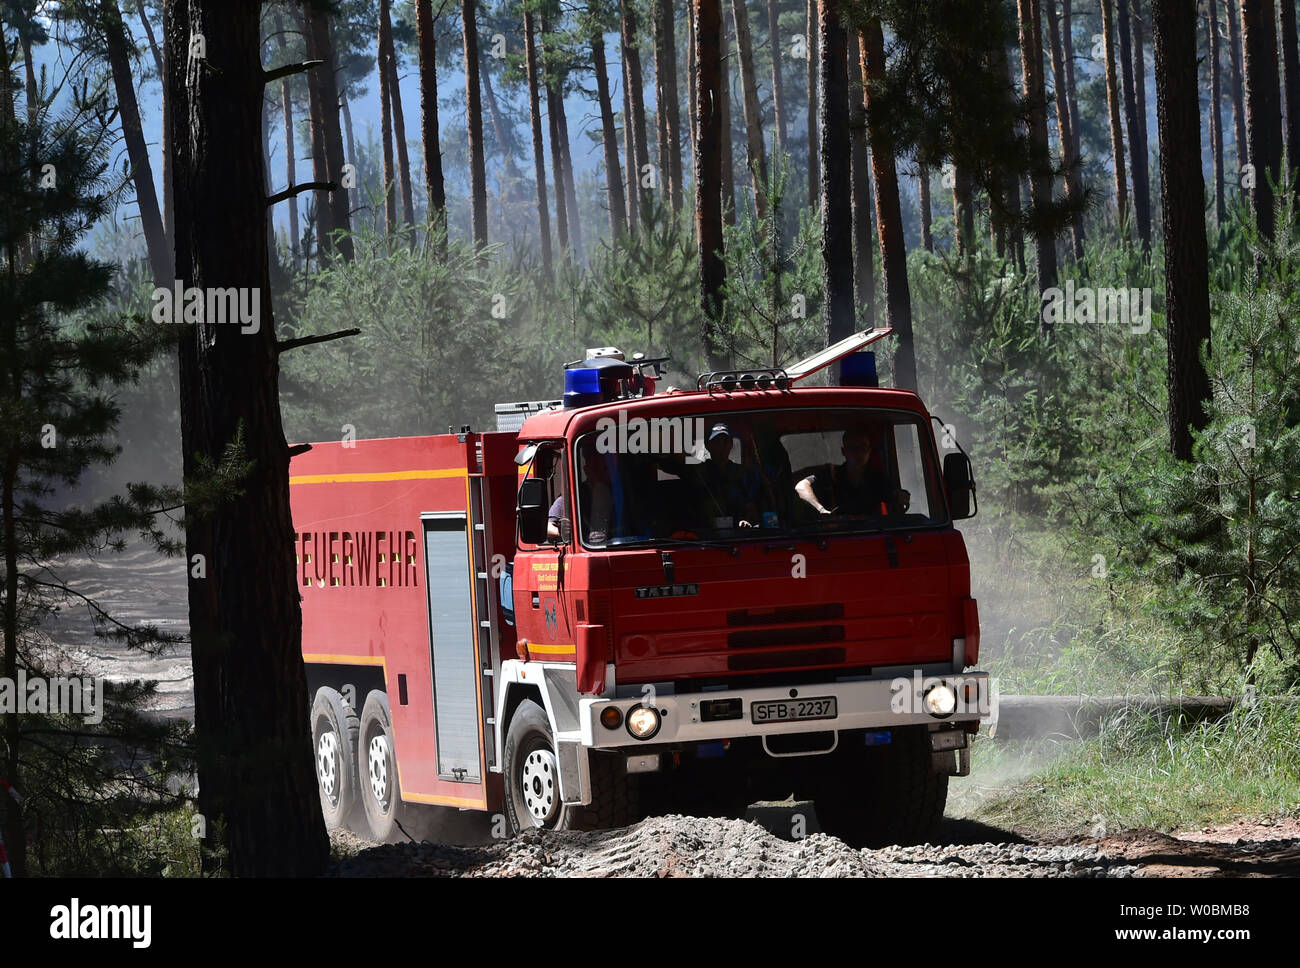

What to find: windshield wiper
left=612, top=535, right=740, bottom=556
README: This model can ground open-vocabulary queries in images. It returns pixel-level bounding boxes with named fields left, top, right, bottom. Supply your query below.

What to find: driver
left=794, top=425, right=899, bottom=517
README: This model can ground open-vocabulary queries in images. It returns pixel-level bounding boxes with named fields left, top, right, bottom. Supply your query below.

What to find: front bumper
left=579, top=671, right=991, bottom=748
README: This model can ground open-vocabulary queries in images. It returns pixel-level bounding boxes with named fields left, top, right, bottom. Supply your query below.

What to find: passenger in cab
left=795, top=425, right=904, bottom=518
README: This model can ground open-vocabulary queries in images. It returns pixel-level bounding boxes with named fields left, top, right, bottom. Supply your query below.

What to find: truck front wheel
left=503, top=698, right=639, bottom=833
left=812, top=726, right=948, bottom=847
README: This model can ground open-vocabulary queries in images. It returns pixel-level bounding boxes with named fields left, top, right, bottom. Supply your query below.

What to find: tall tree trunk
left=1227, top=0, right=1249, bottom=167
left=164, top=0, right=329, bottom=877
left=1152, top=0, right=1212, bottom=460
left=993, top=39, right=1026, bottom=269
left=552, top=67, right=584, bottom=259
left=298, top=4, right=333, bottom=263
left=1132, top=0, right=1151, bottom=201
left=953, top=163, right=975, bottom=257
left=695, top=0, right=728, bottom=369
left=481, top=49, right=522, bottom=182
left=1209, top=0, right=1227, bottom=227
left=860, top=19, right=915, bottom=390
left=341, top=94, right=357, bottom=175
left=918, top=164, right=934, bottom=252
left=1242, top=0, right=1282, bottom=241
left=819, top=0, right=853, bottom=362
left=1102, top=0, right=1131, bottom=235
left=546, top=74, right=570, bottom=254
left=523, top=10, right=552, bottom=273
left=462, top=0, right=489, bottom=249
left=592, top=34, right=628, bottom=240
left=661, top=0, right=684, bottom=212
left=1279, top=0, right=1300, bottom=191
left=416, top=0, right=447, bottom=244
left=1118, top=0, right=1152, bottom=250
left=688, top=0, right=699, bottom=177
left=622, top=0, right=652, bottom=220
left=655, top=8, right=669, bottom=186
left=135, top=0, right=172, bottom=253
left=806, top=0, right=819, bottom=207
left=382, top=2, right=415, bottom=228
left=623, top=40, right=640, bottom=233
left=720, top=17, right=738, bottom=225
left=1018, top=0, right=1059, bottom=302
left=1046, top=0, right=1086, bottom=258
left=1062, top=0, right=1083, bottom=162
left=101, top=0, right=171, bottom=285
left=732, top=0, right=770, bottom=219
left=379, top=0, right=398, bottom=233
left=769, top=0, right=788, bottom=151
left=847, top=29, right=875, bottom=324
left=272, top=12, right=300, bottom=263
left=304, top=5, right=353, bottom=262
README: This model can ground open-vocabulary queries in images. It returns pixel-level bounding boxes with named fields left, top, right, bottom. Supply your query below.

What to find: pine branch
left=276, top=328, right=361, bottom=354
left=263, top=60, right=323, bottom=85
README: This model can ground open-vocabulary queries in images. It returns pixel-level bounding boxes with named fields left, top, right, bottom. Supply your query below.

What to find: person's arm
left=546, top=496, right=565, bottom=540
left=795, top=472, right=832, bottom=514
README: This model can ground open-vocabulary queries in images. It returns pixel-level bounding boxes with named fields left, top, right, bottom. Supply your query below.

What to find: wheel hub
left=368, top=733, right=390, bottom=811
left=317, top=729, right=338, bottom=803
left=520, top=748, right=559, bottom=825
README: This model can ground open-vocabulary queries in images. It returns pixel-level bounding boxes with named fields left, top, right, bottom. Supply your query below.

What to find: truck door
left=513, top=442, right=575, bottom=661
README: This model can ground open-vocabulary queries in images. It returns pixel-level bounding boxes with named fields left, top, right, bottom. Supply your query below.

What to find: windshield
left=569, top=407, right=947, bottom=548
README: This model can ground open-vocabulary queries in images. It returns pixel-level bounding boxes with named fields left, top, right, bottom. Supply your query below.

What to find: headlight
left=625, top=705, right=661, bottom=740
left=924, top=684, right=957, bottom=717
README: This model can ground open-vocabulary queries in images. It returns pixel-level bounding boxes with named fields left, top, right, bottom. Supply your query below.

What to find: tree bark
left=382, top=1, right=415, bottom=228
left=860, top=19, right=915, bottom=390
left=1102, top=0, right=1131, bottom=235
left=820, top=0, right=853, bottom=364
left=695, top=0, right=729, bottom=369
left=462, top=0, right=489, bottom=249
left=847, top=29, right=875, bottom=324
left=416, top=0, right=447, bottom=244
left=953, top=162, right=975, bottom=257
left=806, top=0, right=819, bottom=207
left=1152, top=0, right=1212, bottom=460
left=1132, top=0, right=1152, bottom=203
left=101, top=0, right=171, bottom=285
left=624, top=36, right=640, bottom=233
left=732, top=0, right=769, bottom=219
left=688, top=0, right=699, bottom=177
left=1018, top=0, right=1059, bottom=301
left=1209, top=0, right=1227, bottom=228
left=1227, top=0, right=1249, bottom=167
left=1118, top=0, right=1152, bottom=250
left=378, top=0, right=398, bottom=233
left=769, top=0, right=788, bottom=151
left=1046, top=0, right=1086, bottom=258
left=164, top=0, right=329, bottom=877
left=592, top=33, right=629, bottom=240
left=1242, top=0, right=1282, bottom=241
left=551, top=49, right=584, bottom=260
left=1062, top=0, right=1083, bottom=162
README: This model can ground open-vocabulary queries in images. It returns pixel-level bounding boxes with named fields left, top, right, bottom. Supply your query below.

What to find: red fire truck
left=291, top=329, right=989, bottom=846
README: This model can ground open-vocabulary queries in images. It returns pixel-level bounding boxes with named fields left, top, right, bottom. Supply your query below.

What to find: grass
left=949, top=699, right=1300, bottom=836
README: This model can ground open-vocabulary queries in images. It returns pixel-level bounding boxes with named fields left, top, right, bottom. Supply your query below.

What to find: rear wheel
left=311, top=688, right=360, bottom=830
left=503, top=698, right=639, bottom=833
left=357, top=691, right=407, bottom=843
left=812, top=727, right=948, bottom=847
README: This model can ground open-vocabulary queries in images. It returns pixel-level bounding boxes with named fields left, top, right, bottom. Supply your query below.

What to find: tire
left=357, top=691, right=407, bottom=843
left=503, top=698, right=640, bottom=833
left=812, top=726, right=948, bottom=848
left=311, top=687, right=360, bottom=831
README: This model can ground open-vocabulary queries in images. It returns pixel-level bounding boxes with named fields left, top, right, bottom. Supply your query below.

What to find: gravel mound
left=329, top=814, right=1142, bottom=878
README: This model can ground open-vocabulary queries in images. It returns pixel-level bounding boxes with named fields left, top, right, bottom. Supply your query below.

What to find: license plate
left=751, top=696, right=838, bottom=724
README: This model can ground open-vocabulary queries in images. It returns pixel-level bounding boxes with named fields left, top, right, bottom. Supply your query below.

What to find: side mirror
left=943, top=452, right=977, bottom=520
left=518, top=477, right=549, bottom=544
